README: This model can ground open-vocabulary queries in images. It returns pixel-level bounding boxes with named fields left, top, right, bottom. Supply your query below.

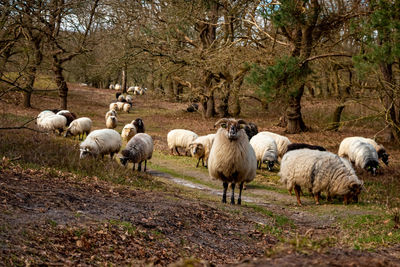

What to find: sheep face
left=120, top=146, right=141, bottom=164
left=344, top=182, right=363, bottom=204
left=80, top=147, right=93, bottom=159
left=365, top=160, right=379, bottom=175
left=119, top=156, right=129, bottom=166
left=215, top=118, right=247, bottom=141
left=190, top=143, right=204, bottom=157
left=265, top=160, right=275, bottom=171
left=64, top=129, right=72, bottom=138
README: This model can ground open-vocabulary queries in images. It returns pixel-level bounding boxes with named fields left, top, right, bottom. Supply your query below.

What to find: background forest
left=0, top=0, right=399, bottom=138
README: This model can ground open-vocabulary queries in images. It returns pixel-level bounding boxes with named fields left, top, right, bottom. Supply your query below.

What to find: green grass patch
left=244, top=203, right=293, bottom=228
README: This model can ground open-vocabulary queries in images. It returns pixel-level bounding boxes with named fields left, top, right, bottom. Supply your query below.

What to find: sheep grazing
left=127, top=86, right=135, bottom=93
left=279, top=149, right=363, bottom=206
left=132, top=118, right=145, bottom=133
left=243, top=122, right=258, bottom=140
left=116, top=101, right=125, bottom=111
left=258, top=131, right=291, bottom=158
left=208, top=118, right=257, bottom=205
left=125, top=95, right=133, bottom=103
left=189, top=134, right=216, bottom=168
left=121, top=123, right=137, bottom=142
left=37, top=110, right=55, bottom=124
left=105, top=110, right=117, bottom=120
left=37, top=113, right=67, bottom=134
left=106, top=115, right=118, bottom=129
left=56, top=110, right=77, bottom=126
left=109, top=102, right=118, bottom=111
left=120, top=133, right=154, bottom=171
left=249, top=133, right=278, bottom=170
left=340, top=136, right=389, bottom=166
left=64, top=117, right=92, bottom=140
left=116, top=92, right=122, bottom=100
left=286, top=143, right=326, bottom=153
left=167, top=129, right=198, bottom=156
left=123, top=103, right=131, bottom=113
left=118, top=94, right=126, bottom=102
left=338, top=139, right=379, bottom=175
left=80, top=129, right=122, bottom=159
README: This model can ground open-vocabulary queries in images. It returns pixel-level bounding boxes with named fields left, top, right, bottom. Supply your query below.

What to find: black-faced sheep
left=189, top=134, right=216, bottom=168
left=338, top=139, right=379, bottom=175
left=56, top=110, right=77, bottom=127
left=243, top=122, right=258, bottom=140
left=249, top=133, right=278, bottom=170
left=279, top=149, right=363, bottom=206
left=132, top=118, right=145, bottom=133
left=80, top=129, right=122, bottom=159
left=208, top=118, right=257, bottom=205
left=120, top=133, right=153, bottom=171
left=64, top=117, right=92, bottom=140
left=167, top=129, right=198, bottom=156
left=286, top=143, right=327, bottom=153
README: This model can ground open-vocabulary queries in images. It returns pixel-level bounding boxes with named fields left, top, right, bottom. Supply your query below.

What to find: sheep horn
left=237, top=119, right=247, bottom=125
left=214, top=118, right=230, bottom=128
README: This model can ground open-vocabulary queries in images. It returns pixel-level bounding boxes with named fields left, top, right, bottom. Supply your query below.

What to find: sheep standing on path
left=167, top=129, right=198, bottom=156
left=189, top=134, right=216, bottom=168
left=208, top=118, right=257, bottom=205
left=249, top=133, right=278, bottom=170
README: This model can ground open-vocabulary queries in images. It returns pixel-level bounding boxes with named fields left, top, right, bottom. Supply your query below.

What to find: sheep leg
left=110, top=152, right=114, bottom=159
left=196, top=158, right=200, bottom=168
left=230, top=183, right=236, bottom=205
left=138, top=162, right=142, bottom=172
left=144, top=160, right=147, bottom=172
left=237, top=182, right=244, bottom=205
left=175, top=147, right=180, bottom=156
left=294, top=185, right=302, bottom=206
left=222, top=182, right=228, bottom=203
left=170, top=148, right=174, bottom=155
left=201, top=157, right=204, bottom=167
left=132, top=163, right=136, bottom=171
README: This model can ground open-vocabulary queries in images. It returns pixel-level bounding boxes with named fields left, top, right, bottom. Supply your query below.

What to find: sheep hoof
left=237, top=199, right=241, bottom=205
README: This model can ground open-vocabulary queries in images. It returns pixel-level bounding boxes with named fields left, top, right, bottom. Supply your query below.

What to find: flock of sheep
left=35, top=89, right=390, bottom=206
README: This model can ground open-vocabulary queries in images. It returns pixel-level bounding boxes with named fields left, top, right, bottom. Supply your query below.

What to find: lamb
left=208, top=118, right=257, bottom=205
left=167, top=129, right=198, bottom=156
left=338, top=139, right=379, bottom=175
left=258, top=131, right=291, bottom=158
left=132, top=118, right=145, bottom=133
left=243, top=122, right=258, bottom=140
left=106, top=115, right=118, bottom=129
left=105, top=110, right=117, bottom=120
left=64, top=117, right=92, bottom=140
left=123, top=103, right=131, bottom=113
left=279, top=149, right=363, bottom=206
left=121, top=123, right=137, bottom=142
left=249, top=133, right=278, bottom=170
left=56, top=110, right=77, bottom=126
left=189, top=134, right=216, bottom=168
left=120, top=133, right=153, bottom=171
left=80, top=129, right=122, bottom=159
left=339, top=136, right=389, bottom=166
left=286, top=143, right=326, bottom=153
left=37, top=114, right=67, bottom=134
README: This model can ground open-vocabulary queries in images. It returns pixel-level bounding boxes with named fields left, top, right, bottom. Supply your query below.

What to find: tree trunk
left=217, top=87, right=230, bottom=117
left=286, top=84, right=307, bottom=133
left=329, top=104, right=345, bottom=131
left=121, top=66, right=127, bottom=93
left=23, top=91, right=32, bottom=108
left=53, top=58, right=69, bottom=109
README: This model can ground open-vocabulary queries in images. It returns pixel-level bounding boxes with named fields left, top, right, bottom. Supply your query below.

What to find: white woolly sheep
left=106, top=115, right=117, bottom=129
left=127, top=86, right=135, bottom=93
left=109, top=102, right=118, bottom=111
left=121, top=123, right=137, bottom=142
left=64, top=117, right=92, bottom=140
left=125, top=95, right=133, bottom=103
left=105, top=110, right=117, bottom=120
left=123, top=103, right=131, bottom=113
left=56, top=110, right=77, bottom=126
left=37, top=110, right=55, bottom=125
left=115, top=83, right=121, bottom=90
left=167, top=129, right=198, bottom=156
left=258, top=131, right=291, bottom=158
left=279, top=149, right=363, bottom=206
left=109, top=84, right=115, bottom=90
left=117, top=94, right=125, bottom=102
left=249, top=133, right=278, bottom=170
left=38, top=114, right=67, bottom=134
left=80, top=129, right=122, bottom=159
left=338, top=139, right=379, bottom=175
left=339, top=136, right=389, bottom=166
left=189, top=134, right=216, bottom=168
left=208, top=118, right=257, bottom=205
left=120, top=133, right=153, bottom=171
left=116, top=101, right=125, bottom=111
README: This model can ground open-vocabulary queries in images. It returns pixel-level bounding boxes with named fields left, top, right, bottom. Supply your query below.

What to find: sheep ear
left=237, top=119, right=247, bottom=125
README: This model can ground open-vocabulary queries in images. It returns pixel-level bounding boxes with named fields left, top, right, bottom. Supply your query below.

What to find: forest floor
left=1, top=84, right=400, bottom=266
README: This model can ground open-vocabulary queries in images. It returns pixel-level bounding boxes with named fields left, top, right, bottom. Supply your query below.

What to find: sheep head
left=377, top=148, right=389, bottom=165
left=80, top=147, right=92, bottom=159
left=215, top=118, right=247, bottom=141
left=365, top=159, right=379, bottom=176
left=189, top=143, right=204, bottom=156
left=344, top=181, right=364, bottom=204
